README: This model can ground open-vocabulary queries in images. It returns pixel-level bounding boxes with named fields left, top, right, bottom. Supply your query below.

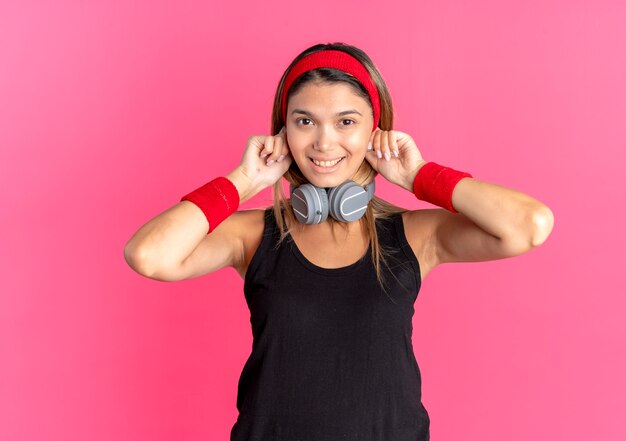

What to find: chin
left=307, top=171, right=360, bottom=189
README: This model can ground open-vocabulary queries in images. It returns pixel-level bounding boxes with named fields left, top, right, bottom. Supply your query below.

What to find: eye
left=340, top=119, right=355, bottom=126
left=296, top=118, right=313, bottom=126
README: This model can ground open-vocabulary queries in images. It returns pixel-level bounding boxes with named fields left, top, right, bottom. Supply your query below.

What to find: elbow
left=124, top=243, right=182, bottom=282
left=530, top=205, right=555, bottom=247
left=124, top=242, right=150, bottom=276
left=124, top=242, right=159, bottom=279
left=500, top=205, right=555, bottom=255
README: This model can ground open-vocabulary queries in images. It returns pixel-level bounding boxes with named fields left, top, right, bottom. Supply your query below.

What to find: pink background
left=1, top=1, right=625, bottom=440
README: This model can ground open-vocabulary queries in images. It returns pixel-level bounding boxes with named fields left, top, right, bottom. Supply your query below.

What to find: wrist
left=402, top=160, right=428, bottom=192
left=180, top=176, right=240, bottom=234
left=412, top=161, right=473, bottom=213
left=226, top=167, right=257, bottom=204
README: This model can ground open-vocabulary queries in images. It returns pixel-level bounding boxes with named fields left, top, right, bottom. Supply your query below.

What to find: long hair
left=269, top=42, right=409, bottom=298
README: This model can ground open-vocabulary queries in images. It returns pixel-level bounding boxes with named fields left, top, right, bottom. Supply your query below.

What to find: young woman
left=125, top=42, right=554, bottom=441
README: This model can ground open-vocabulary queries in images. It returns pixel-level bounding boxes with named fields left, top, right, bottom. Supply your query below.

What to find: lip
left=309, top=156, right=345, bottom=173
left=309, top=156, right=346, bottom=162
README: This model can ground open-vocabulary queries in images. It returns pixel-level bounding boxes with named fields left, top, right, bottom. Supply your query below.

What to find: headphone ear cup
left=328, top=180, right=370, bottom=222
left=291, top=183, right=329, bottom=224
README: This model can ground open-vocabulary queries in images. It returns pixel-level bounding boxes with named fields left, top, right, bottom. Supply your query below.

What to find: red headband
left=281, top=50, right=381, bottom=131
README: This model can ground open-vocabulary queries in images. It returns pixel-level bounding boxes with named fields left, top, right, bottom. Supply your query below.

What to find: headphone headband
left=281, top=50, right=381, bottom=131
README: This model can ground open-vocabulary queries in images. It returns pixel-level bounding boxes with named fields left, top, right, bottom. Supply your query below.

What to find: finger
left=390, top=131, right=399, bottom=157
left=276, top=137, right=291, bottom=162
left=369, top=128, right=381, bottom=148
left=373, top=130, right=383, bottom=159
left=277, top=148, right=291, bottom=162
left=386, top=131, right=396, bottom=161
left=383, top=131, right=397, bottom=160
left=266, top=137, right=283, bottom=166
left=367, top=129, right=378, bottom=151
left=261, top=136, right=274, bottom=159
left=364, top=147, right=378, bottom=170
left=277, top=126, right=288, bottom=145
left=391, top=131, right=399, bottom=157
left=389, top=130, right=399, bottom=158
left=379, top=131, right=393, bottom=161
left=278, top=128, right=291, bottom=162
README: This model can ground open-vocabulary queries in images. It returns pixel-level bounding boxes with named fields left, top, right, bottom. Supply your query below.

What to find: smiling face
left=285, top=81, right=374, bottom=188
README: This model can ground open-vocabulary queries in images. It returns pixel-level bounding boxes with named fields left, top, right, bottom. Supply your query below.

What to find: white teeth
left=312, top=157, right=343, bottom=167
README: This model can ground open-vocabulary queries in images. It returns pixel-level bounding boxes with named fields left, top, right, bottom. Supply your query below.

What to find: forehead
left=287, top=81, right=371, bottom=112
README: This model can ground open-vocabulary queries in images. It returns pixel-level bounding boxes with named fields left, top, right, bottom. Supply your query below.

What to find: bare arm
left=446, top=176, right=555, bottom=251
left=402, top=164, right=555, bottom=266
left=365, top=128, right=554, bottom=271
left=123, top=128, right=293, bottom=281
left=123, top=167, right=257, bottom=280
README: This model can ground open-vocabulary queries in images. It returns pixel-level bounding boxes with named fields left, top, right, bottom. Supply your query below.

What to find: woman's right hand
left=238, top=126, right=293, bottom=190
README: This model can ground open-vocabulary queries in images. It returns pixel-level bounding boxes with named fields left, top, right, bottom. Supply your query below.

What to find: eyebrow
left=290, top=108, right=363, bottom=117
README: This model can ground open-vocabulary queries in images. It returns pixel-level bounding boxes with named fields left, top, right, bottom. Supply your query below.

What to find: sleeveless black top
left=230, top=207, right=430, bottom=441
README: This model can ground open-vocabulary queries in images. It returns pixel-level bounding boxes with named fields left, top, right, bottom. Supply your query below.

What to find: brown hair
left=269, top=42, right=409, bottom=298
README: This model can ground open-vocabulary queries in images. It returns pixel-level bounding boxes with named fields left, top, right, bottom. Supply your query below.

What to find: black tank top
left=230, top=207, right=430, bottom=441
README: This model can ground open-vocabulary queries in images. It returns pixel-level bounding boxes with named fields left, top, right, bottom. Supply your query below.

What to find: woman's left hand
left=365, top=129, right=427, bottom=191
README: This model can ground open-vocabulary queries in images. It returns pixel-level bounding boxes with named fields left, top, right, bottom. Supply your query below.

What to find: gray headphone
left=289, top=180, right=376, bottom=224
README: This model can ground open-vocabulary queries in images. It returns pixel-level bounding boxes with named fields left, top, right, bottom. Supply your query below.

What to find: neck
left=298, top=217, right=365, bottom=239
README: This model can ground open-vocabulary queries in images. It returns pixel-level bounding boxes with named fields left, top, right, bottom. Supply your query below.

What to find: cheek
left=286, top=137, right=304, bottom=154
left=354, top=127, right=372, bottom=142
left=348, top=131, right=370, bottom=152
left=287, top=132, right=309, bottom=149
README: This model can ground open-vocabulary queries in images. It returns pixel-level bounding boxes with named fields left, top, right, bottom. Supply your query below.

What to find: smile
left=309, top=157, right=346, bottom=167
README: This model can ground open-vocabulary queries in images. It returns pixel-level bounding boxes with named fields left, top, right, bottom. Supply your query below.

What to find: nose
left=313, top=125, right=336, bottom=151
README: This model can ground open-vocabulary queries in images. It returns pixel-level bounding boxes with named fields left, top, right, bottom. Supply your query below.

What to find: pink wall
left=2, top=1, right=624, bottom=440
